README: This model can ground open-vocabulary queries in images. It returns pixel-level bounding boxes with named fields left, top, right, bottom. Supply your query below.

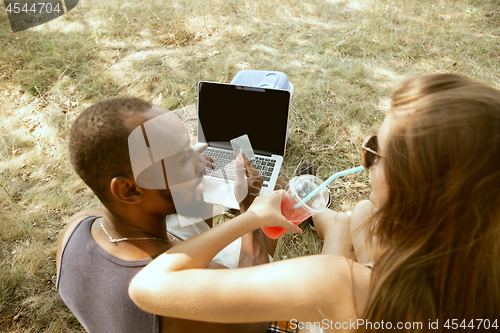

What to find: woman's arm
left=129, top=192, right=361, bottom=324
left=130, top=252, right=357, bottom=324
left=159, top=191, right=300, bottom=270
left=350, top=200, right=377, bottom=264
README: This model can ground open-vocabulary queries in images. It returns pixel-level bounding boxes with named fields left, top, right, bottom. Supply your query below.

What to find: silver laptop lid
left=197, top=81, right=290, bottom=156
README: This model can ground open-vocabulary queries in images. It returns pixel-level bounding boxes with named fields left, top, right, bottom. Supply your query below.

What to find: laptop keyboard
left=203, top=148, right=276, bottom=185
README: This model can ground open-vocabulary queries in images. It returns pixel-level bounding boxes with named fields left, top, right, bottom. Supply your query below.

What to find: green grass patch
left=1, top=0, right=499, bottom=330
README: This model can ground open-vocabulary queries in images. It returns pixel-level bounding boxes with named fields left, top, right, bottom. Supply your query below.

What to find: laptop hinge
left=253, top=149, right=272, bottom=157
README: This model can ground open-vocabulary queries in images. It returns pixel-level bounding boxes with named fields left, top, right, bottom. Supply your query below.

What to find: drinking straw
left=294, top=165, right=365, bottom=209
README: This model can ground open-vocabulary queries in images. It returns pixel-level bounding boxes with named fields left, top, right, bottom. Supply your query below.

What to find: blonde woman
left=129, top=74, right=500, bottom=332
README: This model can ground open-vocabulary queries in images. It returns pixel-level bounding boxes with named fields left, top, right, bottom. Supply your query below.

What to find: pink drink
left=261, top=193, right=313, bottom=239
left=261, top=175, right=329, bottom=240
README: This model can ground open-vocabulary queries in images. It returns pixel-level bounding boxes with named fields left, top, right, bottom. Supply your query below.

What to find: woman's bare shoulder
left=352, top=200, right=376, bottom=218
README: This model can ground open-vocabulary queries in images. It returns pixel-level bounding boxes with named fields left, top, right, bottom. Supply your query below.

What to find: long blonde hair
left=360, top=74, right=500, bottom=331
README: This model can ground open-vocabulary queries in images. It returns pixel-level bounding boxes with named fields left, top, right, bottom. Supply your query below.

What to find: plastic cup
left=261, top=175, right=330, bottom=239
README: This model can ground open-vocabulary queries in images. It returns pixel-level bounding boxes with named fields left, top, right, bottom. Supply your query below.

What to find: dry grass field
left=0, top=0, right=499, bottom=331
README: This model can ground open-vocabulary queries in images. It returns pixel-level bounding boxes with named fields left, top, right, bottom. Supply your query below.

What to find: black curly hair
left=69, top=97, right=153, bottom=203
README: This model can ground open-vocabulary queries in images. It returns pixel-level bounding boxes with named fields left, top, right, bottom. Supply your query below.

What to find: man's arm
left=234, top=154, right=271, bottom=267
left=238, top=228, right=270, bottom=267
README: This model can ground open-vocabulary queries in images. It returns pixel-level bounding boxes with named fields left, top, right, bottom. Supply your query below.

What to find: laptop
left=194, top=81, right=291, bottom=209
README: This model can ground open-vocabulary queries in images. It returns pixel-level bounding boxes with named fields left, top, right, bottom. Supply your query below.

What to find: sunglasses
left=361, top=135, right=383, bottom=170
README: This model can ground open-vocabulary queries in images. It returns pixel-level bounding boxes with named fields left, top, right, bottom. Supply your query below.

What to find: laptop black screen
left=197, top=81, right=290, bottom=156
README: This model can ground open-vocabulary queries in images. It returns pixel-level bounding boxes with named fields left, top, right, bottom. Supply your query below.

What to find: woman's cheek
left=369, top=164, right=388, bottom=208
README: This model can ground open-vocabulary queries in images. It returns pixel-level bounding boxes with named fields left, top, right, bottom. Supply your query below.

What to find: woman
left=129, top=74, right=500, bottom=332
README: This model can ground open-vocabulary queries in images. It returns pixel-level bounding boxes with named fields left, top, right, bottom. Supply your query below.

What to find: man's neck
left=89, top=206, right=178, bottom=261
left=101, top=206, right=170, bottom=240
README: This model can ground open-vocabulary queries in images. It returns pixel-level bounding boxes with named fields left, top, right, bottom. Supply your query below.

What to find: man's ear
left=109, top=176, right=143, bottom=203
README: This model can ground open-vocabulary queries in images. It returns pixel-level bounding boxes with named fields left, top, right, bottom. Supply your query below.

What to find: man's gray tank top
left=56, top=216, right=160, bottom=332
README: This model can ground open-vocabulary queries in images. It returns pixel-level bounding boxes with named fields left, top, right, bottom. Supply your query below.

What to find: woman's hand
left=246, top=190, right=302, bottom=234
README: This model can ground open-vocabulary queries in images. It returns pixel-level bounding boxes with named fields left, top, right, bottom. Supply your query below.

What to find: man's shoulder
left=60, top=209, right=103, bottom=241
left=56, top=209, right=103, bottom=273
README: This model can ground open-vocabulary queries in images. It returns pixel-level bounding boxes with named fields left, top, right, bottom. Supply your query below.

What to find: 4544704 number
left=6, top=2, right=62, bottom=14
left=444, top=319, right=498, bottom=330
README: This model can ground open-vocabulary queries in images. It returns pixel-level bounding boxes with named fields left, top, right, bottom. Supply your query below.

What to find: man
left=56, top=97, right=271, bottom=333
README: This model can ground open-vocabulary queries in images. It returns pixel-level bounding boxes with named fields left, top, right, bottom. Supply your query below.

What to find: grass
left=1, top=0, right=499, bottom=331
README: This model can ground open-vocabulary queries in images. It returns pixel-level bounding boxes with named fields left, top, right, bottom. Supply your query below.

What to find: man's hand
left=234, top=153, right=263, bottom=213
left=194, top=144, right=215, bottom=173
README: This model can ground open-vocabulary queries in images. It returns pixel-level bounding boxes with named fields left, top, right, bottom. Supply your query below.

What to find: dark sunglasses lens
left=362, top=151, right=376, bottom=169
left=362, top=136, right=378, bottom=169
left=367, top=136, right=378, bottom=152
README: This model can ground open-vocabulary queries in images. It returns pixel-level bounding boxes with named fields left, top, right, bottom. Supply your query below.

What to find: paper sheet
left=230, top=134, right=255, bottom=161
